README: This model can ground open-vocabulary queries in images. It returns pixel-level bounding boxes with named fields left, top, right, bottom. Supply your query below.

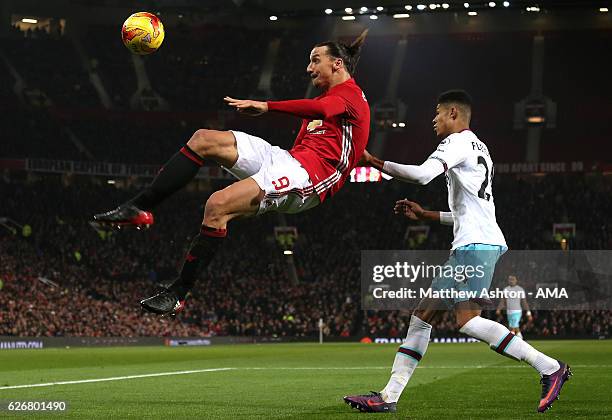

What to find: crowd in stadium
left=1, top=21, right=610, bottom=340
left=1, top=174, right=610, bottom=338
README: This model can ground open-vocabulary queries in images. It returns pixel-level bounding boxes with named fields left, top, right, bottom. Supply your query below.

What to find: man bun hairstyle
left=315, top=29, right=369, bottom=76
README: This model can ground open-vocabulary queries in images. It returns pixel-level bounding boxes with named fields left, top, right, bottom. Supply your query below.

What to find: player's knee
left=188, top=129, right=220, bottom=157
left=204, top=191, right=230, bottom=222
left=455, top=312, right=475, bottom=329
left=412, top=310, right=428, bottom=323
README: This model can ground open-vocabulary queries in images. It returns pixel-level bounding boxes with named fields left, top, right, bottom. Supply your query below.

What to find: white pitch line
left=0, top=368, right=233, bottom=390
left=243, top=364, right=609, bottom=370
left=1, top=365, right=608, bottom=391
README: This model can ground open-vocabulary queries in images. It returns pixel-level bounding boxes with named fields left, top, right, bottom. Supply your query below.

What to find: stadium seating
left=1, top=174, right=610, bottom=337
left=1, top=23, right=610, bottom=339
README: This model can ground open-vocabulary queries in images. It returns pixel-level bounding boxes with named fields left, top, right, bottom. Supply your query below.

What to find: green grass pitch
left=0, top=340, right=610, bottom=419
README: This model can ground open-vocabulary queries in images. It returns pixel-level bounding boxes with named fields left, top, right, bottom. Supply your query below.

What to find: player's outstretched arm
left=225, top=95, right=346, bottom=120
left=267, top=96, right=346, bottom=120
left=224, top=96, right=269, bottom=116
left=359, top=150, right=444, bottom=185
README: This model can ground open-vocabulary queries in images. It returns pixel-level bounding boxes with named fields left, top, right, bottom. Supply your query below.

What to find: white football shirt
left=428, top=129, right=507, bottom=250
left=504, top=285, right=526, bottom=312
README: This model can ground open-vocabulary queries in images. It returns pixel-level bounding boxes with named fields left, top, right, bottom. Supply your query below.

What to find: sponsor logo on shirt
left=307, top=119, right=323, bottom=132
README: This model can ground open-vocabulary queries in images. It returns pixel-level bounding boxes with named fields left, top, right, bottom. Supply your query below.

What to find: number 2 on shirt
left=477, top=156, right=493, bottom=201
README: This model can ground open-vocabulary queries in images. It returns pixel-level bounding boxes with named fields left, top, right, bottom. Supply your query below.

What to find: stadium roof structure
left=6, top=0, right=610, bottom=16
left=5, top=0, right=610, bottom=34
left=243, top=0, right=610, bottom=16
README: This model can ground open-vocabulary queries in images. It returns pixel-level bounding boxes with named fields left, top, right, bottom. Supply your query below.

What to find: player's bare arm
left=358, top=149, right=383, bottom=169
left=224, top=96, right=269, bottom=116
left=393, top=199, right=438, bottom=222
left=393, top=199, right=454, bottom=226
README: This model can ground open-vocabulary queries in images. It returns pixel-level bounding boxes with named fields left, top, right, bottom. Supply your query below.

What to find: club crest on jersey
left=307, top=120, right=323, bottom=132
left=436, top=139, right=449, bottom=151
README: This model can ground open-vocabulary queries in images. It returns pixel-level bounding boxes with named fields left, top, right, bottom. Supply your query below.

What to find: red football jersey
left=267, top=78, right=370, bottom=202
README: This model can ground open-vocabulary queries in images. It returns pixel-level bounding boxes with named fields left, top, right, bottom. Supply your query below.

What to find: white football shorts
left=224, top=130, right=320, bottom=215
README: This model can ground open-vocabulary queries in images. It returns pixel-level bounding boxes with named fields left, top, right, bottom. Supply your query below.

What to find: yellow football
left=121, top=12, right=165, bottom=55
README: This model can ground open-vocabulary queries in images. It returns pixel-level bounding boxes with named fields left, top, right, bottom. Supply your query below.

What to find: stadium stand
left=1, top=174, right=610, bottom=338
left=1, top=20, right=610, bottom=340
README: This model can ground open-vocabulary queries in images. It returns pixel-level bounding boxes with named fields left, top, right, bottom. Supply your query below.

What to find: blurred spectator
left=0, top=173, right=610, bottom=338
